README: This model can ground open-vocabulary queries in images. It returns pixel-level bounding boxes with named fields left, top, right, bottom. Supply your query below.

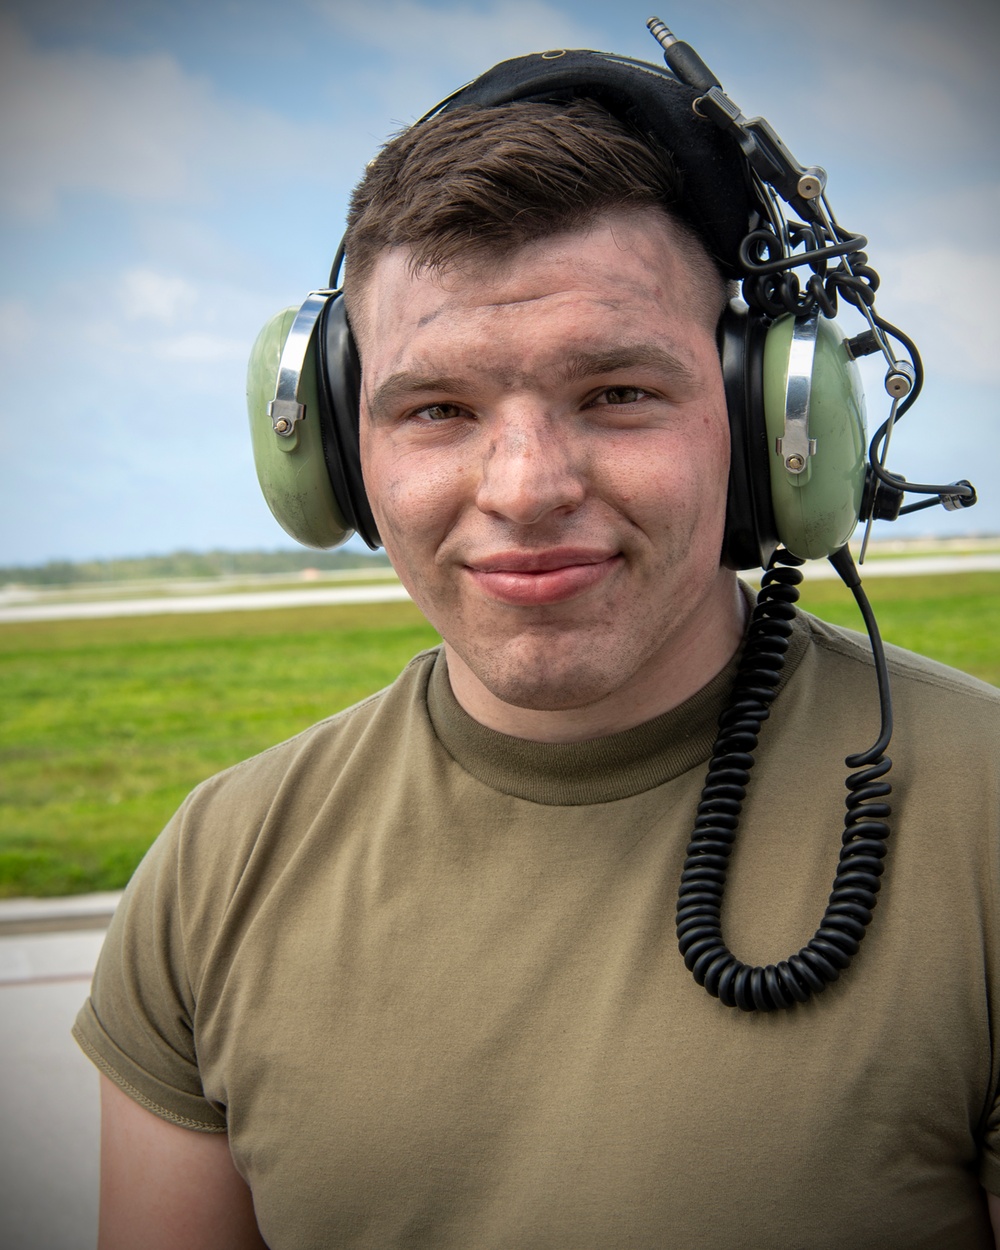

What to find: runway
left=1, top=554, right=997, bottom=624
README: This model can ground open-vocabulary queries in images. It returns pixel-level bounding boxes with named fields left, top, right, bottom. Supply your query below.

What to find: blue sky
left=1, top=0, right=997, bottom=565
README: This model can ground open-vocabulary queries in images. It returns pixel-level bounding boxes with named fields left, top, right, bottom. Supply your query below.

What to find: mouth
left=464, top=548, right=623, bottom=607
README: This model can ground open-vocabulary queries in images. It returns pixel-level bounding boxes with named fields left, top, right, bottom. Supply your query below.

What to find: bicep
left=98, top=1075, right=268, bottom=1250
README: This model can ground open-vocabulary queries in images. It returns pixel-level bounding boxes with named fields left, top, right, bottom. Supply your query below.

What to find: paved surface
left=0, top=896, right=119, bottom=1250
left=0, top=580, right=412, bottom=623
left=0, top=554, right=997, bottom=624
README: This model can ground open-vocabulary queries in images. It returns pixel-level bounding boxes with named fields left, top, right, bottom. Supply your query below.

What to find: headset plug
left=646, top=18, right=720, bottom=93
left=845, top=330, right=880, bottom=359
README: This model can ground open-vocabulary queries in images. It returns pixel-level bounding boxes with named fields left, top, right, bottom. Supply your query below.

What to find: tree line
left=1, top=548, right=393, bottom=587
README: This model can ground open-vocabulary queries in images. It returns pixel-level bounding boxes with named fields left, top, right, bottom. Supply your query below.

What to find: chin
left=468, top=648, right=629, bottom=714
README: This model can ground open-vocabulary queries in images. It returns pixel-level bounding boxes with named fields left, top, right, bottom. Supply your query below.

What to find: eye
left=415, top=402, right=467, bottom=422
left=593, top=386, right=649, bottom=406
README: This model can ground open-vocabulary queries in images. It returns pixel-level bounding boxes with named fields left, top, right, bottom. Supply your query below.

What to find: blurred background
left=1, top=0, right=998, bottom=567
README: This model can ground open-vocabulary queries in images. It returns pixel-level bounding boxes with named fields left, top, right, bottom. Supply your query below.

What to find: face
left=356, top=209, right=741, bottom=732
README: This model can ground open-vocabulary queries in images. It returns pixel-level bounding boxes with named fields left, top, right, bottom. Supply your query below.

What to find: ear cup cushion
left=721, top=304, right=778, bottom=570
left=317, top=296, right=381, bottom=549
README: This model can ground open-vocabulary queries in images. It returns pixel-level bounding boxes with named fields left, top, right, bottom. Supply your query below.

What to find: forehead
left=350, top=208, right=720, bottom=367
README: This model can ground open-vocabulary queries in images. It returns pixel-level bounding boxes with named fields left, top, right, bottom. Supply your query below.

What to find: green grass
left=0, top=602, right=439, bottom=898
left=0, top=573, right=996, bottom=898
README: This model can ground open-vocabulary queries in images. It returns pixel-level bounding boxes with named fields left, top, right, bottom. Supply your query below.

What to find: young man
left=76, top=77, right=1000, bottom=1250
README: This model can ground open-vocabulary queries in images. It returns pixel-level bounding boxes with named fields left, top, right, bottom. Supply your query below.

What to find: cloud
left=0, top=259, right=271, bottom=403
left=311, top=0, right=606, bottom=121
left=745, top=0, right=997, bottom=168
left=0, top=297, right=39, bottom=355
left=316, top=0, right=603, bottom=64
left=154, top=332, right=250, bottom=363
left=119, top=268, right=199, bottom=324
left=873, top=243, right=1000, bottom=384
left=0, top=11, right=341, bottom=221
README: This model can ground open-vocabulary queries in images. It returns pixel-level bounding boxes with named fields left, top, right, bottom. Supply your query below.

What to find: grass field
left=0, top=601, right=440, bottom=898
left=0, top=571, right=997, bottom=898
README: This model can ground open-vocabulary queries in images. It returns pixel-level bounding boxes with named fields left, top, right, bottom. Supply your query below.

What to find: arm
left=98, top=1075, right=268, bottom=1250
left=989, top=1191, right=1000, bottom=1249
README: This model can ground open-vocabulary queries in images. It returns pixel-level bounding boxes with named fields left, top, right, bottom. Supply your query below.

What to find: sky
left=1, top=0, right=997, bottom=566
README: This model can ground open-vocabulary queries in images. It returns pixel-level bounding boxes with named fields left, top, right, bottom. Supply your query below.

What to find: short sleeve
left=72, top=796, right=227, bottom=1133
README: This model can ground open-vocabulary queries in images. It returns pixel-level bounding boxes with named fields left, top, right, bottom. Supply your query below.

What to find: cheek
left=708, top=406, right=733, bottom=479
left=676, top=404, right=732, bottom=502
left=360, top=431, right=406, bottom=551
left=361, top=431, right=467, bottom=566
left=609, top=410, right=730, bottom=517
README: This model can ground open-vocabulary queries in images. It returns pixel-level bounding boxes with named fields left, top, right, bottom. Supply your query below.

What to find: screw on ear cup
left=246, top=305, right=353, bottom=549
left=721, top=303, right=778, bottom=570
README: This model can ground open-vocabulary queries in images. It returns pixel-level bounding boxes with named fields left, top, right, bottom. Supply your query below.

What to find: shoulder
left=190, top=646, right=441, bottom=807
left=799, top=611, right=999, bottom=707
left=134, top=647, right=443, bottom=915
left=790, top=612, right=999, bottom=770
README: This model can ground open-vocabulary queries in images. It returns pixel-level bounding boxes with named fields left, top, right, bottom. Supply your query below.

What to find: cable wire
left=676, top=548, right=894, bottom=1010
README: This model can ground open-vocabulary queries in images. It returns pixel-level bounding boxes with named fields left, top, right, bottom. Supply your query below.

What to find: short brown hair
left=343, top=99, right=727, bottom=328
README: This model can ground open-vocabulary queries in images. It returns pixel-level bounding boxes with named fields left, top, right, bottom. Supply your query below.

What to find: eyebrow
left=366, top=372, right=471, bottom=421
left=557, top=344, right=696, bottom=387
left=365, top=342, right=696, bottom=420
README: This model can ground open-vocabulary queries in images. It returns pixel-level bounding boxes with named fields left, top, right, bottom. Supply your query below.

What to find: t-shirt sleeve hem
left=72, top=1003, right=226, bottom=1135
left=978, top=1151, right=1000, bottom=1197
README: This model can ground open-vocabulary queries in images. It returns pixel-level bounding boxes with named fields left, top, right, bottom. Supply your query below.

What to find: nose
left=474, top=410, right=587, bottom=526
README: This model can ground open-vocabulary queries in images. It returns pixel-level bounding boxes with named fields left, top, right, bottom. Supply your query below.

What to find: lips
left=464, top=548, right=622, bottom=607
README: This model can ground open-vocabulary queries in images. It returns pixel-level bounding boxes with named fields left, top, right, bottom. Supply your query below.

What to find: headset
left=246, top=19, right=979, bottom=1011
left=246, top=19, right=975, bottom=570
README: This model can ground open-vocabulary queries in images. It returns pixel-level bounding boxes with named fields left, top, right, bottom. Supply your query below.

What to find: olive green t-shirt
left=75, top=612, right=1000, bottom=1248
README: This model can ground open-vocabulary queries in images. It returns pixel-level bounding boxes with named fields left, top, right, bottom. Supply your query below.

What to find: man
left=75, top=52, right=1000, bottom=1250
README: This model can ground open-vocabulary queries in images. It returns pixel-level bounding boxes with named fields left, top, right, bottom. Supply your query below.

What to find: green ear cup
left=246, top=306, right=352, bottom=550
left=762, top=314, right=867, bottom=560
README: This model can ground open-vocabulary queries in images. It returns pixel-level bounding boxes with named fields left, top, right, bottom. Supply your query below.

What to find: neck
left=445, top=573, right=748, bottom=743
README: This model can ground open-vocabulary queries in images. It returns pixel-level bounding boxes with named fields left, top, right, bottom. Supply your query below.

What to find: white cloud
left=312, top=0, right=605, bottom=120
left=0, top=11, right=340, bottom=221
left=154, top=333, right=249, bottom=363
left=119, top=268, right=199, bottom=324
left=0, top=297, right=39, bottom=357
left=0, top=261, right=271, bottom=399
left=316, top=0, right=602, bottom=64
left=873, top=244, right=1000, bottom=383
left=745, top=0, right=996, bottom=167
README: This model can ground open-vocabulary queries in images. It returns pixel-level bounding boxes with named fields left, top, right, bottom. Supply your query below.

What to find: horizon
left=3, top=531, right=998, bottom=581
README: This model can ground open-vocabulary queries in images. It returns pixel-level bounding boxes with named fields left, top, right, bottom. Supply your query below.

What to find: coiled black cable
left=738, top=223, right=877, bottom=322
left=676, top=548, right=893, bottom=1011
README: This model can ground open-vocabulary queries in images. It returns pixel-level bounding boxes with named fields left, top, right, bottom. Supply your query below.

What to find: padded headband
left=432, top=50, right=763, bottom=278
